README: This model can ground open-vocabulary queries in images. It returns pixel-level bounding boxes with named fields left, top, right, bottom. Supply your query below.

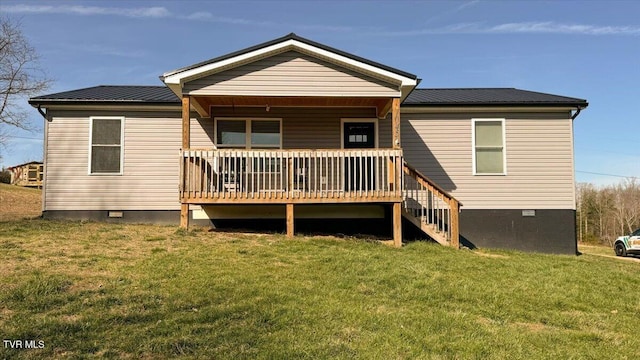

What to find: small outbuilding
left=8, top=161, right=43, bottom=188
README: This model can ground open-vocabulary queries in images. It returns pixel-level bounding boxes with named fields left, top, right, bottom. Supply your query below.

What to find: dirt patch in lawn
left=0, top=183, right=42, bottom=221
left=471, top=250, right=509, bottom=259
left=579, top=243, right=640, bottom=263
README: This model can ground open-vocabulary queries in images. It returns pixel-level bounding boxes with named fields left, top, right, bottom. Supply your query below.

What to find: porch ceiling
left=191, top=95, right=393, bottom=119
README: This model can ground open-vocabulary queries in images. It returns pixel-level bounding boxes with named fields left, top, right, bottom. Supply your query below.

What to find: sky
left=0, top=0, right=638, bottom=186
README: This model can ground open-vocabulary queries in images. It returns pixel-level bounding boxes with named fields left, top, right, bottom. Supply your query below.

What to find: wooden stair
left=401, top=161, right=461, bottom=248
left=401, top=208, right=449, bottom=246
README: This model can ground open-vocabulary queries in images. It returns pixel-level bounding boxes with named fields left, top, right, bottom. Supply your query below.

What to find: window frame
left=214, top=117, right=283, bottom=149
left=88, top=116, right=125, bottom=175
left=214, top=117, right=283, bottom=174
left=472, top=118, right=507, bottom=176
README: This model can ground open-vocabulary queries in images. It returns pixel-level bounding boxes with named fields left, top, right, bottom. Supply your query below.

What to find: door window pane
left=344, top=122, right=375, bottom=148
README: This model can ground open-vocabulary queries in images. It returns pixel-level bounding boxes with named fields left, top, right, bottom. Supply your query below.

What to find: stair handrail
left=402, top=161, right=462, bottom=206
left=402, top=161, right=462, bottom=248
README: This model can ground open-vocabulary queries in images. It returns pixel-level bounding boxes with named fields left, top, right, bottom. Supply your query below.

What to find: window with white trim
left=90, top=117, right=123, bottom=174
left=473, top=119, right=506, bottom=175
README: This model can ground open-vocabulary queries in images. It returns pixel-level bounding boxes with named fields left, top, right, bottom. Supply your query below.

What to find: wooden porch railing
left=179, top=148, right=459, bottom=247
left=180, top=148, right=403, bottom=203
left=402, top=161, right=461, bottom=247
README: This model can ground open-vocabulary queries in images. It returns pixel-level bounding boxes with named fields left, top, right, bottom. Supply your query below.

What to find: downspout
left=571, top=107, right=582, bottom=120
left=570, top=105, right=583, bottom=254
left=35, top=104, right=48, bottom=213
left=37, top=105, right=47, bottom=120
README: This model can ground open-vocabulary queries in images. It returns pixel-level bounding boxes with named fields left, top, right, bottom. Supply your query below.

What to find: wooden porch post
left=180, top=95, right=191, bottom=229
left=393, top=202, right=402, bottom=247
left=391, top=98, right=402, bottom=247
left=392, top=98, right=401, bottom=149
left=450, top=199, right=460, bottom=249
left=286, top=203, right=294, bottom=237
left=388, top=98, right=401, bottom=192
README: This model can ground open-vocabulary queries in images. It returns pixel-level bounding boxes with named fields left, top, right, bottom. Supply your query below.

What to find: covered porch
left=162, top=33, right=458, bottom=247
left=178, top=94, right=406, bottom=245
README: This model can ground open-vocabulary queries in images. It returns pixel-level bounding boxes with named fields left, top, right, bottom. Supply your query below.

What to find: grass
left=1, top=185, right=639, bottom=358
left=1, top=219, right=639, bottom=359
left=0, top=183, right=42, bottom=221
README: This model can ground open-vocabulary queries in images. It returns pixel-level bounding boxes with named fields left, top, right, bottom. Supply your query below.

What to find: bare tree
left=0, top=16, right=50, bottom=147
left=576, top=178, right=640, bottom=245
left=613, top=178, right=640, bottom=235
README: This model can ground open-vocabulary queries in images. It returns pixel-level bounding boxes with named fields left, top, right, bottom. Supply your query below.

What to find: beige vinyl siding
left=378, top=114, right=392, bottom=148
left=44, top=107, right=380, bottom=211
left=402, top=112, right=575, bottom=210
left=45, top=111, right=186, bottom=211
left=184, top=51, right=399, bottom=97
left=192, top=117, right=215, bottom=147
left=45, top=107, right=575, bottom=212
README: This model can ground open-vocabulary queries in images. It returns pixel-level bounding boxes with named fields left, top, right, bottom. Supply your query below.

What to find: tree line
left=576, top=178, right=640, bottom=245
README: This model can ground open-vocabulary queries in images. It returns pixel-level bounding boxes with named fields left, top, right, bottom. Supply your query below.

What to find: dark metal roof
left=29, top=85, right=179, bottom=106
left=403, top=88, right=588, bottom=107
left=30, top=85, right=588, bottom=109
left=161, top=33, right=418, bottom=81
left=8, top=161, right=43, bottom=170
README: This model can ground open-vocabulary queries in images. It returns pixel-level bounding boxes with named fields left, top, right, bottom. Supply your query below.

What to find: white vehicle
left=614, top=228, right=640, bottom=257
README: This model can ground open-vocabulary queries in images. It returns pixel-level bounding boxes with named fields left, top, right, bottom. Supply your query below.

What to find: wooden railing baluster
left=400, top=161, right=461, bottom=248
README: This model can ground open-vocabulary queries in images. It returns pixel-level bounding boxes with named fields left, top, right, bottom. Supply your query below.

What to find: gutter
left=29, top=99, right=180, bottom=106
left=401, top=101, right=589, bottom=108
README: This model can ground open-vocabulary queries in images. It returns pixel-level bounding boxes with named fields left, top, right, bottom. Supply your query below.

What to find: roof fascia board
left=163, top=42, right=289, bottom=85
left=32, top=104, right=182, bottom=112
left=400, top=106, right=579, bottom=113
left=165, top=83, right=183, bottom=101
left=163, top=39, right=417, bottom=89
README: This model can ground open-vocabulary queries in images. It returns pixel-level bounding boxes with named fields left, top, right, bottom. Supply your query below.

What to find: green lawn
left=1, top=219, right=639, bottom=359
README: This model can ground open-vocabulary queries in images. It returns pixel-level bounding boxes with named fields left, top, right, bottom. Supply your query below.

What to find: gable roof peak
left=161, top=33, right=417, bottom=84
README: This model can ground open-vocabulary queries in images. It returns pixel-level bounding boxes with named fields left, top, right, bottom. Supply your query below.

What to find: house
left=7, top=161, right=43, bottom=188
left=28, top=33, right=588, bottom=254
